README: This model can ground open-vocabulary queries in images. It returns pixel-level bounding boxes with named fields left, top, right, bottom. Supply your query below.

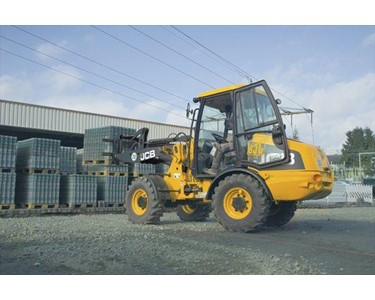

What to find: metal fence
left=303, top=184, right=374, bottom=206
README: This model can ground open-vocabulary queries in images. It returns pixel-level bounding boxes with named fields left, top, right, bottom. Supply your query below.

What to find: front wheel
left=176, top=204, right=211, bottom=222
left=212, top=174, right=271, bottom=232
left=125, top=176, right=163, bottom=224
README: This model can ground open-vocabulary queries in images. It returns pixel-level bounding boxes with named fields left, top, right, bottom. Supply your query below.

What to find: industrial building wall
left=0, top=99, right=190, bottom=139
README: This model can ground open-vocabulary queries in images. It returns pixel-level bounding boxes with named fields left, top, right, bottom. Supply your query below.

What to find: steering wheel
left=211, top=133, right=226, bottom=144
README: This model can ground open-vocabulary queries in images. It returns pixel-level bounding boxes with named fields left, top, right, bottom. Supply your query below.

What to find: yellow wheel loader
left=109, top=80, right=334, bottom=232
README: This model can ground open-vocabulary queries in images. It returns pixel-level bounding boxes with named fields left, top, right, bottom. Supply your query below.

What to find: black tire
left=125, top=176, right=163, bottom=224
left=212, top=173, right=271, bottom=232
left=265, top=201, right=297, bottom=227
left=176, top=204, right=211, bottom=222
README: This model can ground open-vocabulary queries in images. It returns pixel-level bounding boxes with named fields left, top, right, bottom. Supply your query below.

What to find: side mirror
left=275, top=99, right=282, bottom=105
left=186, top=103, right=193, bottom=118
left=272, top=125, right=283, bottom=146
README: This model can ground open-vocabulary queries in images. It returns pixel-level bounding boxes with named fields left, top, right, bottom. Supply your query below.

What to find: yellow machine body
left=161, top=135, right=333, bottom=204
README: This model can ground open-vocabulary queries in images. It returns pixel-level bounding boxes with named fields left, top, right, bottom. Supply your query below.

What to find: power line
left=0, top=48, right=187, bottom=119
left=169, top=26, right=310, bottom=111
left=170, top=26, right=252, bottom=82
left=91, top=25, right=216, bottom=89
left=128, top=25, right=236, bottom=85
left=161, top=25, right=245, bottom=80
left=11, top=25, right=191, bottom=103
left=0, top=35, right=186, bottom=111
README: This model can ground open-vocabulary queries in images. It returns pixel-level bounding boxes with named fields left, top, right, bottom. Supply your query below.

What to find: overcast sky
left=1, top=25, right=374, bottom=154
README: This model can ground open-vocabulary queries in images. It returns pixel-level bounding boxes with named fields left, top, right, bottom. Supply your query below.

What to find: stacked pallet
left=16, top=138, right=60, bottom=171
left=87, top=164, right=129, bottom=176
left=97, top=176, right=128, bottom=207
left=76, top=149, right=86, bottom=174
left=15, top=138, right=61, bottom=208
left=15, top=174, right=60, bottom=208
left=83, top=126, right=136, bottom=165
left=133, top=163, right=156, bottom=176
left=60, top=146, right=77, bottom=174
left=0, top=135, right=17, bottom=209
left=60, top=174, right=97, bottom=207
left=0, top=135, right=17, bottom=171
left=82, top=126, right=136, bottom=207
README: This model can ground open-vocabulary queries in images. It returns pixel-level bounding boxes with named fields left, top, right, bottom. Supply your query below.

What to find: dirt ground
left=0, top=207, right=374, bottom=275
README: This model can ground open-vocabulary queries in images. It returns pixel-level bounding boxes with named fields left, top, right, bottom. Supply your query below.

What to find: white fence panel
left=303, top=184, right=373, bottom=206
left=345, top=184, right=373, bottom=203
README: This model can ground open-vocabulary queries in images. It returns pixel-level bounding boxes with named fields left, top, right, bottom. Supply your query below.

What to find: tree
left=341, top=127, right=375, bottom=175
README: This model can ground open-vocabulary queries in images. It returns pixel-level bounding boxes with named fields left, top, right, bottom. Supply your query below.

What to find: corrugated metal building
left=0, top=99, right=190, bottom=147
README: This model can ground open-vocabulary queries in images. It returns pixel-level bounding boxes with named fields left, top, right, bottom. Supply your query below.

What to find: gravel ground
left=0, top=207, right=374, bottom=275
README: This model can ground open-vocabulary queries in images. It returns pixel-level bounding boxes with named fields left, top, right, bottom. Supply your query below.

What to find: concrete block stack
left=97, top=176, right=128, bottom=206
left=76, top=149, right=86, bottom=174
left=0, top=135, right=17, bottom=208
left=82, top=126, right=136, bottom=207
left=60, top=146, right=77, bottom=174
left=133, top=163, right=156, bottom=176
left=83, top=126, right=136, bottom=164
left=60, top=174, right=97, bottom=207
left=16, top=138, right=61, bottom=171
left=15, top=138, right=61, bottom=208
left=15, top=173, right=60, bottom=207
left=87, top=164, right=129, bottom=176
left=0, top=135, right=17, bottom=170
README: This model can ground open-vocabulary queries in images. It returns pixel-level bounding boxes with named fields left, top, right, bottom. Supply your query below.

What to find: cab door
left=234, top=80, right=290, bottom=169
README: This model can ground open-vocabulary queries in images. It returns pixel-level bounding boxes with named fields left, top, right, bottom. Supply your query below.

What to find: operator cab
left=192, top=80, right=289, bottom=177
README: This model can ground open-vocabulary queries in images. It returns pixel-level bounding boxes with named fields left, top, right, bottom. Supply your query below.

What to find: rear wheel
left=176, top=204, right=211, bottom=221
left=265, top=201, right=297, bottom=227
left=212, top=174, right=271, bottom=232
left=125, top=176, right=163, bottom=224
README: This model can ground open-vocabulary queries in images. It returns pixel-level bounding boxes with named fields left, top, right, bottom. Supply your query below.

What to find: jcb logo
left=140, top=150, right=156, bottom=161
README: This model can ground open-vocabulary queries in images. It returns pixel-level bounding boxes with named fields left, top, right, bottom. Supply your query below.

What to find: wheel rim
left=131, top=189, right=148, bottom=216
left=181, top=204, right=197, bottom=214
left=223, top=187, right=252, bottom=220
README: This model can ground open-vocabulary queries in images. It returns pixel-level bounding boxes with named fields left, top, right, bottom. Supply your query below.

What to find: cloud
left=282, top=73, right=375, bottom=154
left=40, top=65, right=82, bottom=92
left=0, top=74, right=34, bottom=101
left=0, top=67, right=188, bottom=128
left=126, top=98, right=188, bottom=125
left=362, top=32, right=375, bottom=47
left=35, top=41, right=69, bottom=60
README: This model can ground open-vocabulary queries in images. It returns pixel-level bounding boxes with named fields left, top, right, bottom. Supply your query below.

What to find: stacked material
left=16, top=138, right=61, bottom=170
left=155, top=163, right=169, bottom=174
left=0, top=135, right=17, bottom=206
left=87, top=164, right=129, bottom=175
left=76, top=149, right=86, bottom=173
left=15, top=173, right=60, bottom=205
left=0, top=173, right=16, bottom=205
left=0, top=135, right=17, bottom=169
left=60, top=147, right=77, bottom=174
left=133, top=163, right=156, bottom=175
left=97, top=176, right=128, bottom=205
left=60, top=175, right=97, bottom=206
left=83, top=126, right=136, bottom=163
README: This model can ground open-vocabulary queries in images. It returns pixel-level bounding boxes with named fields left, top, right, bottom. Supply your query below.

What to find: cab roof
left=195, top=84, right=245, bottom=100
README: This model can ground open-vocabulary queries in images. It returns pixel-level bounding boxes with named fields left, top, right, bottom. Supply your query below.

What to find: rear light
left=313, top=174, right=322, bottom=182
